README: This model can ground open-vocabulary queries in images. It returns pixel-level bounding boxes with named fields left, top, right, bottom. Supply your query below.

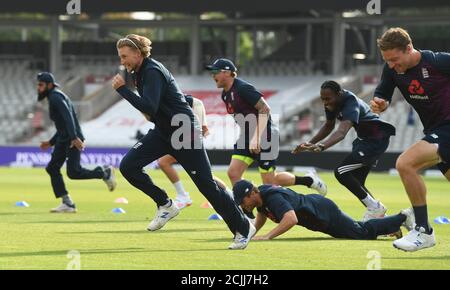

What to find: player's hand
left=249, top=137, right=261, bottom=154
left=253, top=235, right=270, bottom=241
left=40, top=141, right=52, bottom=150
left=70, top=138, right=85, bottom=151
left=202, top=126, right=210, bottom=137
left=370, top=97, right=388, bottom=114
left=112, top=74, right=126, bottom=90
left=292, top=142, right=314, bottom=154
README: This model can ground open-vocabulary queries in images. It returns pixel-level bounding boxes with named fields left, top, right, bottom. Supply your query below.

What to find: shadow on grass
left=193, top=236, right=336, bottom=243
left=0, top=247, right=227, bottom=258
left=384, top=256, right=450, bottom=261
left=58, top=228, right=225, bottom=235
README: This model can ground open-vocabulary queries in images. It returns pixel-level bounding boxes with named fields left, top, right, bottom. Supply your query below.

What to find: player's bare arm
left=250, top=98, right=271, bottom=154
left=292, top=119, right=335, bottom=154
left=253, top=210, right=297, bottom=240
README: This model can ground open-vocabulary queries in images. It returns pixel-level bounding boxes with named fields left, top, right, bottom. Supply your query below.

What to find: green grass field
left=0, top=167, right=449, bottom=270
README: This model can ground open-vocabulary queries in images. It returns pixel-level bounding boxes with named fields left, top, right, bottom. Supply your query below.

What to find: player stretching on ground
left=112, top=34, right=255, bottom=249
left=371, top=27, right=450, bottom=251
left=37, top=72, right=116, bottom=213
left=293, top=81, right=396, bottom=221
left=232, top=180, right=414, bottom=241
left=157, top=95, right=209, bottom=209
left=205, top=58, right=327, bottom=195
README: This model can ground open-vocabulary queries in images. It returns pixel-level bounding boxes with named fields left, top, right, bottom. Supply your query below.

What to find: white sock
left=361, top=194, right=379, bottom=210
left=173, top=181, right=187, bottom=197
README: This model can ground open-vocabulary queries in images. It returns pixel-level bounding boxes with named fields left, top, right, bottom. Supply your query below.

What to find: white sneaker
left=228, top=221, right=256, bottom=250
left=147, top=201, right=180, bottom=231
left=175, top=194, right=193, bottom=210
left=393, top=227, right=436, bottom=252
left=401, top=208, right=415, bottom=231
left=362, top=202, right=387, bottom=222
left=103, top=165, right=117, bottom=192
left=305, top=171, right=327, bottom=196
left=50, top=203, right=77, bottom=213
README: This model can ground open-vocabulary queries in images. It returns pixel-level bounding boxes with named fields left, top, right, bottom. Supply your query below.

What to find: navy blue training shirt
left=374, top=50, right=450, bottom=133
left=256, top=185, right=334, bottom=233
left=47, top=88, right=84, bottom=145
left=325, top=89, right=396, bottom=139
left=116, top=58, right=199, bottom=138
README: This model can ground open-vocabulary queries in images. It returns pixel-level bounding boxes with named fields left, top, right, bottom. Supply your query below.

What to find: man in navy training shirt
left=293, top=80, right=396, bottom=222
left=371, top=27, right=450, bottom=252
left=112, top=34, right=255, bottom=250
left=232, top=180, right=414, bottom=241
left=205, top=58, right=327, bottom=196
left=37, top=72, right=116, bottom=213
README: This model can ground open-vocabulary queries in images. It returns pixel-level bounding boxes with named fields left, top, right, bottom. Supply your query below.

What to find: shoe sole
left=393, top=242, right=436, bottom=252
left=147, top=210, right=180, bottom=232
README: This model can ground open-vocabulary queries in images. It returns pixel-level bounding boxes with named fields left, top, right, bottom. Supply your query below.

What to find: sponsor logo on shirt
left=408, top=80, right=429, bottom=100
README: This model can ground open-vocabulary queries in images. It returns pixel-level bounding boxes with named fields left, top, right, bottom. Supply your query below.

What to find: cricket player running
left=232, top=180, right=415, bottom=241
left=37, top=72, right=116, bottom=213
left=112, top=34, right=255, bottom=249
left=293, top=81, right=396, bottom=221
left=371, top=27, right=450, bottom=251
left=205, top=58, right=327, bottom=195
left=157, top=95, right=209, bottom=209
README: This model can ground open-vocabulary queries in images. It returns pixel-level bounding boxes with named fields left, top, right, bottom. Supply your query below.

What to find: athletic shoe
left=228, top=221, right=256, bottom=250
left=103, top=165, right=117, bottom=192
left=147, top=201, right=180, bottom=231
left=175, top=194, right=193, bottom=210
left=50, top=203, right=77, bottom=213
left=393, top=226, right=436, bottom=252
left=401, top=208, right=415, bottom=231
left=362, top=202, right=387, bottom=222
left=305, top=171, right=327, bottom=196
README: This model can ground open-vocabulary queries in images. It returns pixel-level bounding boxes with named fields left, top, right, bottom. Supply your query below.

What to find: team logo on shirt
left=408, top=80, right=429, bottom=100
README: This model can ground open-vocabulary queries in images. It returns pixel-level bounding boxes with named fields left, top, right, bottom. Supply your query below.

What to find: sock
left=413, top=205, right=431, bottom=233
left=173, top=181, right=187, bottom=197
left=62, top=194, right=74, bottom=206
left=361, top=194, right=379, bottom=210
left=295, top=176, right=313, bottom=187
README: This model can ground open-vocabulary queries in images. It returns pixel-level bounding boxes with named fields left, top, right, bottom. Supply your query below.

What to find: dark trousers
left=119, top=128, right=250, bottom=236
left=45, top=142, right=104, bottom=198
left=334, top=137, right=390, bottom=202
left=324, top=200, right=405, bottom=240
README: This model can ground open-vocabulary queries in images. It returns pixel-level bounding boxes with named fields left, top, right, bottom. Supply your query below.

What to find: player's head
left=377, top=27, right=414, bottom=73
left=320, top=80, right=343, bottom=112
left=36, top=72, right=59, bottom=101
left=232, top=180, right=262, bottom=214
left=205, top=58, right=237, bottom=89
left=116, top=34, right=152, bottom=73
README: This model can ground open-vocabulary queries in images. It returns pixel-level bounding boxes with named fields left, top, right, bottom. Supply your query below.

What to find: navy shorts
left=422, top=123, right=450, bottom=175
left=232, top=144, right=277, bottom=173
left=347, top=136, right=390, bottom=167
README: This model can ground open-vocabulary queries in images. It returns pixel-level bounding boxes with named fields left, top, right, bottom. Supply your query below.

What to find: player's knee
left=119, top=159, right=131, bottom=178
left=227, top=169, right=242, bottom=184
left=45, top=164, right=57, bottom=175
left=66, top=167, right=81, bottom=179
left=395, top=155, right=413, bottom=174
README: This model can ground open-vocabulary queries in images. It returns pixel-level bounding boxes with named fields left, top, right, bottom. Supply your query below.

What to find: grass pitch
left=0, top=167, right=449, bottom=270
